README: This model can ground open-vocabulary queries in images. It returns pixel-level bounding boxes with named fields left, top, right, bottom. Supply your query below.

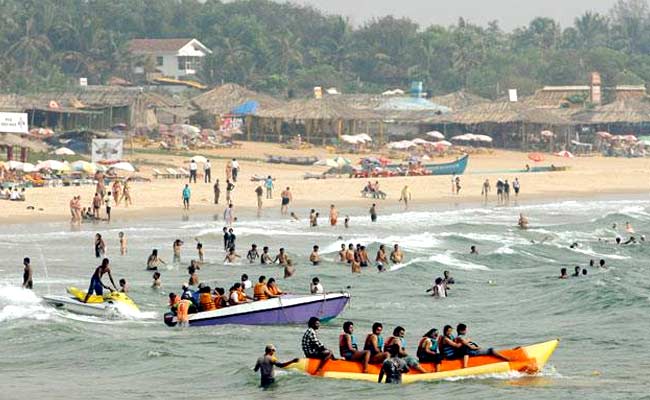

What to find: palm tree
left=5, top=17, right=53, bottom=73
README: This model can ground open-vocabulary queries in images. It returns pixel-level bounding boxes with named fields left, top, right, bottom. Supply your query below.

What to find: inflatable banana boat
left=287, top=339, right=559, bottom=383
left=43, top=287, right=140, bottom=318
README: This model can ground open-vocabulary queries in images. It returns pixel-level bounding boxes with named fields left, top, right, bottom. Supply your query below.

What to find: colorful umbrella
left=528, top=152, right=545, bottom=162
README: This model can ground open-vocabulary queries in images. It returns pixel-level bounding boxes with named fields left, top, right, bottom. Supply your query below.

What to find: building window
left=177, top=56, right=201, bottom=72
left=156, top=56, right=164, bottom=67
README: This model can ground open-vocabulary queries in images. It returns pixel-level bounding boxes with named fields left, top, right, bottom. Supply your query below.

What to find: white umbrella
left=112, top=162, right=135, bottom=172
left=36, top=160, right=69, bottom=171
left=54, top=147, right=75, bottom=156
left=190, top=156, right=208, bottom=163
left=473, top=134, right=493, bottom=143
left=412, top=138, right=434, bottom=145
left=451, top=134, right=472, bottom=141
left=22, top=163, right=37, bottom=173
left=5, top=160, right=24, bottom=170
left=341, top=134, right=361, bottom=144
left=357, top=133, right=372, bottom=143
left=387, top=140, right=415, bottom=150
left=434, top=140, right=452, bottom=147
left=541, top=130, right=555, bottom=137
left=425, top=130, right=445, bottom=139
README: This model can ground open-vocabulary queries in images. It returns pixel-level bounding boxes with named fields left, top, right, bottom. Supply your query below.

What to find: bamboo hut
left=253, top=96, right=383, bottom=145
left=430, top=90, right=489, bottom=112
left=572, top=98, right=650, bottom=135
left=423, top=101, right=571, bottom=149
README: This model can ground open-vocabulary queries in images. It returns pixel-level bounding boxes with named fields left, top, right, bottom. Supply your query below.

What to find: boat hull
left=43, top=295, right=118, bottom=318
left=166, top=293, right=350, bottom=327
left=287, top=339, right=559, bottom=383
left=386, top=154, right=469, bottom=176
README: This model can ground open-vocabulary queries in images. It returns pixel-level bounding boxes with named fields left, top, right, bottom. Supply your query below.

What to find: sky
left=280, top=0, right=619, bottom=30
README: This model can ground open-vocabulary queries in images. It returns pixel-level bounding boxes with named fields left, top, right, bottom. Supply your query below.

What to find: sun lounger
left=152, top=168, right=167, bottom=179
left=178, top=168, right=190, bottom=178
left=166, top=168, right=180, bottom=178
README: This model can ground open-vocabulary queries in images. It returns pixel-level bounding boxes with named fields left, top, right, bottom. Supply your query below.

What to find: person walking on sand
left=226, top=179, right=235, bottom=204
left=399, top=185, right=411, bottom=209
left=213, top=179, right=220, bottom=204
left=329, top=204, right=338, bottom=226
left=231, top=158, right=240, bottom=182
left=104, top=191, right=113, bottom=222
left=455, top=176, right=462, bottom=195
left=513, top=177, right=520, bottom=198
left=482, top=179, right=491, bottom=201
left=265, top=175, right=274, bottom=199
left=189, top=159, right=198, bottom=183
left=120, top=179, right=132, bottom=207
left=182, top=184, right=191, bottom=210
left=204, top=159, right=211, bottom=183
left=112, top=180, right=122, bottom=206
left=225, top=160, right=233, bottom=181
left=280, top=187, right=292, bottom=215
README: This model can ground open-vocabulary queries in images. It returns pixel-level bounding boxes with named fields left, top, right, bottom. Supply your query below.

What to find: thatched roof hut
left=191, top=83, right=284, bottom=116
left=428, top=101, right=571, bottom=125
left=572, top=98, right=650, bottom=124
left=430, top=90, right=489, bottom=111
left=256, top=96, right=381, bottom=120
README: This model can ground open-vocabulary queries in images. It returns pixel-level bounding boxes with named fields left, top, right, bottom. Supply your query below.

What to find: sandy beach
left=2, top=142, right=649, bottom=224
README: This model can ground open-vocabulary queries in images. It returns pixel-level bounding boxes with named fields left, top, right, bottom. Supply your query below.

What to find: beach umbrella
left=434, top=140, right=452, bottom=147
left=357, top=133, right=372, bottom=143
left=596, top=131, right=612, bottom=139
left=314, top=158, right=340, bottom=168
left=5, top=160, right=24, bottom=170
left=412, top=138, right=434, bottom=145
left=540, top=130, right=555, bottom=137
left=425, top=130, right=445, bottom=139
left=112, top=162, right=135, bottom=172
left=387, top=140, right=415, bottom=150
left=474, top=134, right=493, bottom=143
left=21, top=163, right=37, bottom=173
left=622, top=134, right=638, bottom=142
left=36, top=160, right=69, bottom=171
left=555, top=150, right=575, bottom=158
left=190, top=156, right=208, bottom=163
left=71, top=160, right=97, bottom=173
left=528, top=152, right=545, bottom=162
left=341, top=134, right=361, bottom=144
left=54, top=147, right=75, bottom=156
left=451, top=134, right=472, bottom=141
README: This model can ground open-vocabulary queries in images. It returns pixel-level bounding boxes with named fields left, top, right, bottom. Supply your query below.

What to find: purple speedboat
left=164, top=292, right=350, bottom=327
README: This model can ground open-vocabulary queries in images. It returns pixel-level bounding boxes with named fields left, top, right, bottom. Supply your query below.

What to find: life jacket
left=441, top=335, right=456, bottom=358
left=253, top=282, right=268, bottom=300
left=212, top=295, right=224, bottom=309
left=237, top=290, right=247, bottom=302
left=198, top=292, right=216, bottom=311
left=268, top=285, right=282, bottom=296
left=339, top=333, right=358, bottom=355
left=177, top=299, right=192, bottom=323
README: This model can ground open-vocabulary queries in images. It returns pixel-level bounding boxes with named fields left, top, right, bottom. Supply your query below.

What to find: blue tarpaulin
left=231, top=101, right=259, bottom=115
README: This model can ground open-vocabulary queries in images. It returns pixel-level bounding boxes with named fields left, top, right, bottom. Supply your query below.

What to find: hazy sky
left=281, top=0, right=619, bottom=30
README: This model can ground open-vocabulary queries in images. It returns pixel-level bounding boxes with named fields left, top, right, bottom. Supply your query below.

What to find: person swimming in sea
left=470, top=245, right=478, bottom=254
left=390, top=244, right=404, bottom=264
left=518, top=213, right=529, bottom=229
left=309, top=245, right=321, bottom=266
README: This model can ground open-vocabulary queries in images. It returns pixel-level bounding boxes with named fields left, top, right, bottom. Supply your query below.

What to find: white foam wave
left=427, top=252, right=491, bottom=271
left=0, top=286, right=54, bottom=322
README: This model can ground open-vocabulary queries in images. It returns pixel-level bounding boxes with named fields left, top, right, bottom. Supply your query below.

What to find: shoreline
left=3, top=187, right=648, bottom=228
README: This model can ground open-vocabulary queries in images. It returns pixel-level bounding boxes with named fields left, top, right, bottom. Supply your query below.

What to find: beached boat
left=266, top=155, right=320, bottom=165
left=287, top=338, right=558, bottom=383
left=164, top=292, right=350, bottom=327
left=385, top=154, right=469, bottom=176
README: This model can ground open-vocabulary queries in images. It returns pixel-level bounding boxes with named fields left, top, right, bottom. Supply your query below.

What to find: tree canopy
left=2, top=0, right=650, bottom=98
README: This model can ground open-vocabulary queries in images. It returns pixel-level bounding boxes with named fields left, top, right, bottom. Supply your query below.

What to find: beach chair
left=178, top=168, right=190, bottom=178
left=166, top=168, right=180, bottom=179
left=152, top=168, right=167, bottom=179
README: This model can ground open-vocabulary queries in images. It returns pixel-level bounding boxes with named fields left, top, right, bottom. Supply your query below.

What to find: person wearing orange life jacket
left=339, top=321, right=371, bottom=373
left=267, top=278, right=284, bottom=296
left=254, top=276, right=278, bottom=301
left=198, top=285, right=216, bottom=312
left=169, top=292, right=192, bottom=325
left=212, top=287, right=228, bottom=309
left=229, top=283, right=252, bottom=305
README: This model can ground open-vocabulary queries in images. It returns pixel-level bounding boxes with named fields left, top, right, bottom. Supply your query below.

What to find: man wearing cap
left=254, top=344, right=298, bottom=388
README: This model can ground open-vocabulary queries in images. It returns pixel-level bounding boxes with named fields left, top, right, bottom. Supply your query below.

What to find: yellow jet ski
left=43, top=287, right=140, bottom=318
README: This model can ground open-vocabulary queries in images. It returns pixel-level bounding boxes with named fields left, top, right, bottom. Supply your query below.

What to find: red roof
left=128, top=38, right=194, bottom=53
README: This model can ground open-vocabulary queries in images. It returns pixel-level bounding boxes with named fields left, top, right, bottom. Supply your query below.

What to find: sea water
left=1, top=197, right=649, bottom=399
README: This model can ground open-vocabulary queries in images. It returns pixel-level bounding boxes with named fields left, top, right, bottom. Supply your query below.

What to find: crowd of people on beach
left=69, top=172, right=132, bottom=224
left=481, top=177, right=521, bottom=204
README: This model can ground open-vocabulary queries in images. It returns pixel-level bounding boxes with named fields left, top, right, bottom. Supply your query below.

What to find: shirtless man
left=83, top=258, right=117, bottom=303
left=22, top=257, right=33, bottom=289
left=310, top=245, right=321, bottom=265
left=399, top=185, right=411, bottom=209
left=247, top=244, right=260, bottom=263
left=345, top=244, right=355, bottom=264
left=260, top=246, right=273, bottom=264
left=173, top=239, right=183, bottom=264
left=518, top=213, right=529, bottom=229
left=339, top=244, right=347, bottom=262
left=481, top=179, right=491, bottom=201
left=376, top=244, right=388, bottom=269
left=329, top=205, right=338, bottom=226
left=280, top=187, right=292, bottom=215
left=274, top=248, right=289, bottom=266
left=224, top=248, right=241, bottom=263
left=390, top=244, right=404, bottom=264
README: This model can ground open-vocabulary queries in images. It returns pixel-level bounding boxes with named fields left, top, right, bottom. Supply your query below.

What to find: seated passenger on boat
left=254, top=276, right=279, bottom=300
left=363, top=322, right=390, bottom=365
left=198, top=285, right=216, bottom=312
left=417, top=328, right=442, bottom=372
left=229, top=283, right=252, bottom=305
left=339, top=321, right=371, bottom=373
left=267, top=278, right=284, bottom=296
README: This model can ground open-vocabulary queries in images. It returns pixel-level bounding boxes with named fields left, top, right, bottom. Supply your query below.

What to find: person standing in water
left=390, top=244, right=404, bottom=264
left=482, top=179, right=491, bottom=202
left=182, top=184, right=191, bottom=210
left=94, top=233, right=106, bottom=258
left=254, top=344, right=299, bottom=389
left=370, top=203, right=377, bottom=222
left=329, top=204, right=338, bottom=226
left=255, top=184, right=264, bottom=214
left=22, top=257, right=33, bottom=289
left=83, top=258, right=118, bottom=303
left=119, top=232, right=127, bottom=255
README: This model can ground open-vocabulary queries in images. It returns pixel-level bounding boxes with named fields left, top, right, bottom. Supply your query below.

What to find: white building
left=128, top=38, right=212, bottom=79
